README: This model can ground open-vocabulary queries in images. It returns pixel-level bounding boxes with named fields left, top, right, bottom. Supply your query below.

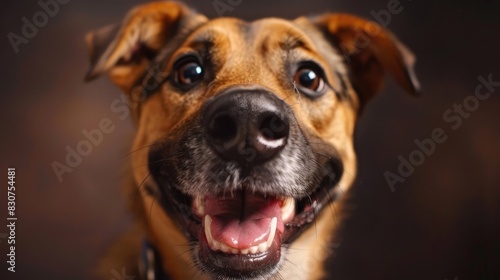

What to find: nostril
left=208, top=113, right=238, bottom=143
left=258, top=114, right=289, bottom=141
left=202, top=89, right=292, bottom=166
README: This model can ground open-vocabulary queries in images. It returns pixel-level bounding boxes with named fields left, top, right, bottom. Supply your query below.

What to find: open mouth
left=195, top=190, right=290, bottom=276
left=156, top=160, right=341, bottom=277
left=196, top=193, right=291, bottom=255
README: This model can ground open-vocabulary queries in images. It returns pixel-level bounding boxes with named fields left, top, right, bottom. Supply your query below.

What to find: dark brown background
left=0, top=0, right=499, bottom=279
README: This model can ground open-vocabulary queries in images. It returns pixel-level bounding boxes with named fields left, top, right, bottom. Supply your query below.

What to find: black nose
left=203, top=89, right=290, bottom=166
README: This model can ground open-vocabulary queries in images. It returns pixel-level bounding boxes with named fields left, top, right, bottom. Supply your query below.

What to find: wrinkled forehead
left=188, top=18, right=313, bottom=51
left=176, top=17, right=344, bottom=72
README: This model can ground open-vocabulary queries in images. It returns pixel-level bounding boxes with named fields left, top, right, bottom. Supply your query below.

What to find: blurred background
left=0, top=0, right=499, bottom=279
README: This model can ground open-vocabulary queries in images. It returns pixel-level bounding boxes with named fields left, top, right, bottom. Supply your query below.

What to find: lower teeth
left=204, top=215, right=277, bottom=255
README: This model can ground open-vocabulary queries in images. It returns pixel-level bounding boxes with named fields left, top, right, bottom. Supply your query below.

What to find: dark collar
left=139, top=240, right=170, bottom=280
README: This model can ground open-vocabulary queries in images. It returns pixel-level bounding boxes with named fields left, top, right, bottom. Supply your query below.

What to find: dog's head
left=86, top=2, right=419, bottom=279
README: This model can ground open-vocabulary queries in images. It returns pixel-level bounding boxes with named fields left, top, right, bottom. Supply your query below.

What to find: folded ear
left=308, top=13, right=420, bottom=105
left=85, top=1, right=207, bottom=91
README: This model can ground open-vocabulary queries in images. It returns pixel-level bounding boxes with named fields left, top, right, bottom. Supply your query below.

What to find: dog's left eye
left=294, top=67, right=326, bottom=98
left=174, top=60, right=204, bottom=86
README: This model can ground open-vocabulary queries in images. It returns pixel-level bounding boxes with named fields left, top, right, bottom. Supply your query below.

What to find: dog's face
left=86, top=2, right=419, bottom=279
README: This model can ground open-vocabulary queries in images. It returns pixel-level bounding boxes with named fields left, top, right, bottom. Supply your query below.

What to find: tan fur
left=87, top=2, right=419, bottom=279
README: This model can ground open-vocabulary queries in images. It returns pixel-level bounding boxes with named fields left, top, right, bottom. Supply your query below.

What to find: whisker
left=130, top=151, right=182, bottom=170
left=119, top=142, right=163, bottom=160
left=133, top=170, right=152, bottom=205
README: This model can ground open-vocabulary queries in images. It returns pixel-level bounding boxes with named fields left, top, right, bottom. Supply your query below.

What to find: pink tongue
left=205, top=192, right=284, bottom=249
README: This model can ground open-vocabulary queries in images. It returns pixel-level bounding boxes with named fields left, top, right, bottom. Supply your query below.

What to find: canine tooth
left=258, top=242, right=268, bottom=253
left=204, top=215, right=213, bottom=246
left=281, top=197, right=295, bottom=222
left=267, top=217, right=277, bottom=249
left=240, top=249, right=249, bottom=254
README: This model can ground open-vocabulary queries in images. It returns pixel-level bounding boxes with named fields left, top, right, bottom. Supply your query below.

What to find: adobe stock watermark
left=7, top=0, right=71, bottom=54
left=51, top=119, right=116, bottom=182
left=385, top=74, right=499, bottom=192
left=212, top=0, right=244, bottom=17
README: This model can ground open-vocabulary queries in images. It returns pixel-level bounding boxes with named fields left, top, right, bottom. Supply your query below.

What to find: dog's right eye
left=173, top=58, right=204, bottom=87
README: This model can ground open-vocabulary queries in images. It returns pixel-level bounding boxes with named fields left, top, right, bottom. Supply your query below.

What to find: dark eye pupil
left=179, top=62, right=203, bottom=84
left=293, top=65, right=325, bottom=98
left=299, top=70, right=317, bottom=87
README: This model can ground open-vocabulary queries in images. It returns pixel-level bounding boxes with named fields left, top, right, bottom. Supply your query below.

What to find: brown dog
left=86, top=1, right=419, bottom=279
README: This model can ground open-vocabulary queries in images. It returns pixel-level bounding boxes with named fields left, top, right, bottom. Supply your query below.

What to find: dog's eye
left=294, top=67, right=326, bottom=98
left=175, top=60, right=204, bottom=86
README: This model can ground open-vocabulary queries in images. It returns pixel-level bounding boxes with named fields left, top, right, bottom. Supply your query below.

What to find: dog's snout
left=203, top=90, right=290, bottom=166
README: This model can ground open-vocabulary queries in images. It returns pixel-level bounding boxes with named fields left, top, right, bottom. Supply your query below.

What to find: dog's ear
left=85, top=1, right=207, bottom=91
left=305, top=13, right=420, bottom=105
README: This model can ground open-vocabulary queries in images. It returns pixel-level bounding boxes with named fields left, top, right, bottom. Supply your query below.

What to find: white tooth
left=281, top=197, right=295, bottom=222
left=220, top=243, right=230, bottom=253
left=240, top=249, right=249, bottom=254
left=205, top=214, right=278, bottom=255
left=267, top=217, right=277, bottom=249
left=204, top=215, right=213, bottom=247
left=249, top=245, right=258, bottom=254
left=258, top=242, right=268, bottom=253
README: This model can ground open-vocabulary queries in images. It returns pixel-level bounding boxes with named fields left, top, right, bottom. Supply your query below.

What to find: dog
left=85, top=1, right=419, bottom=279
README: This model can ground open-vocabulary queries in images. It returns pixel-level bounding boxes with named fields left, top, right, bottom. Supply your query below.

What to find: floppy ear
left=309, top=13, right=420, bottom=105
left=85, top=1, right=207, bottom=91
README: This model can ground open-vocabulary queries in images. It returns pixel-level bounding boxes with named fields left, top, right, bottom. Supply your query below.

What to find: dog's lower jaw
left=192, top=243, right=285, bottom=280
left=141, top=192, right=334, bottom=279
left=143, top=191, right=341, bottom=280
left=191, top=204, right=339, bottom=280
